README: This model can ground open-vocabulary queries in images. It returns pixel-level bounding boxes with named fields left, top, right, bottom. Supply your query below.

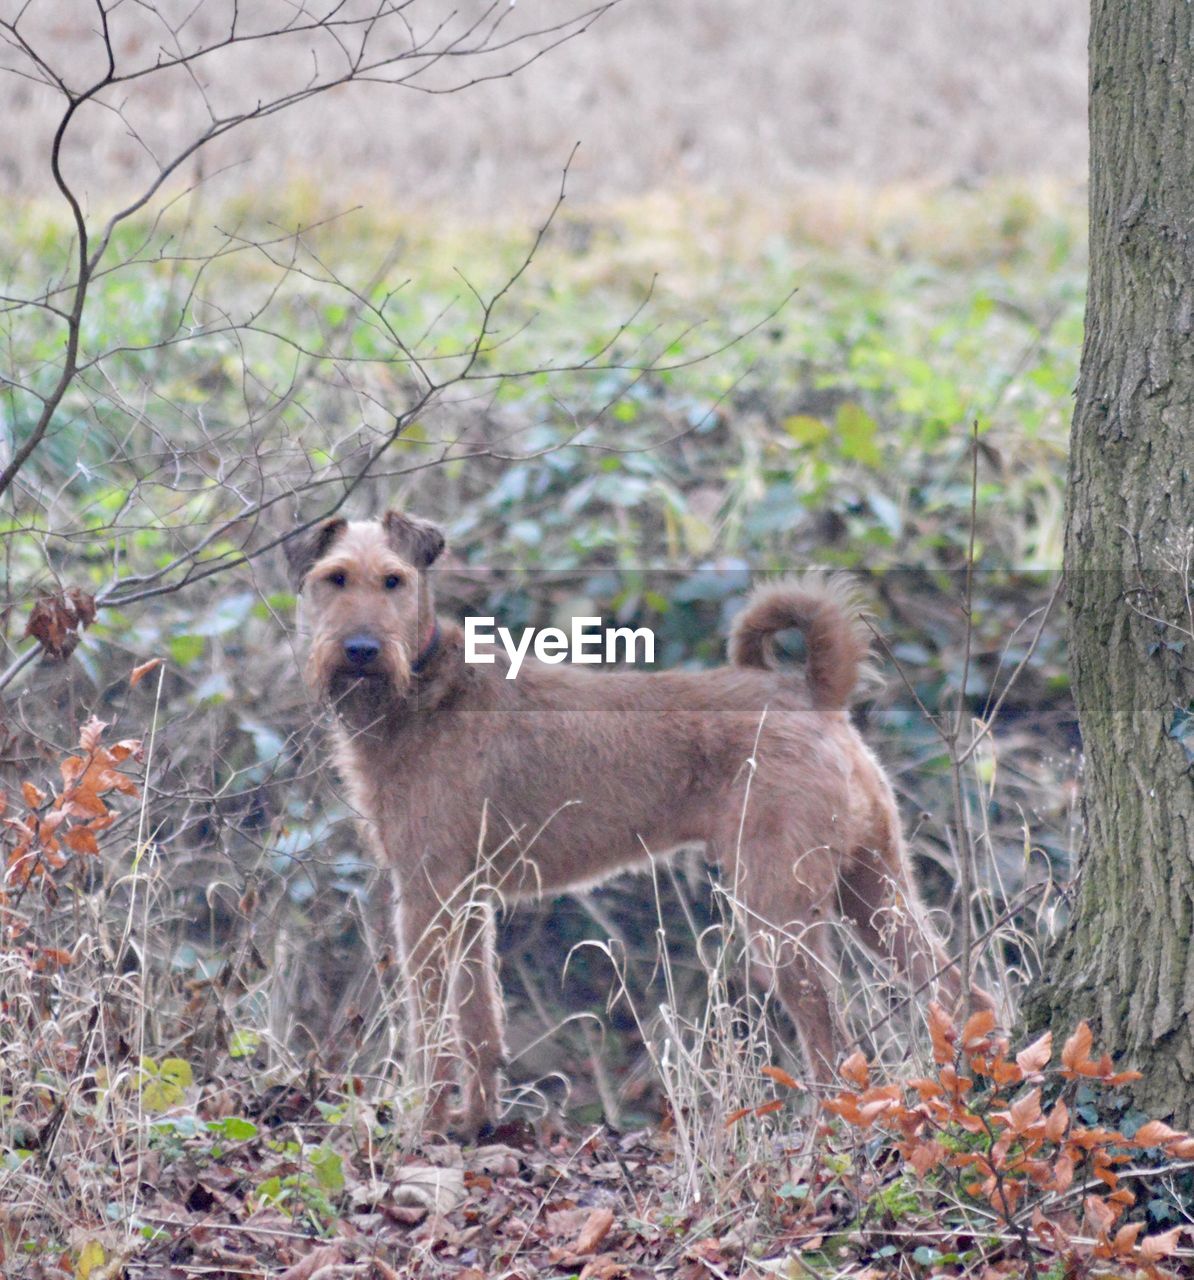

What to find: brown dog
left=288, top=510, right=963, bottom=1135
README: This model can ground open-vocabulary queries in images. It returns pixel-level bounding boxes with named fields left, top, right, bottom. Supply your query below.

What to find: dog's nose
left=343, top=634, right=381, bottom=668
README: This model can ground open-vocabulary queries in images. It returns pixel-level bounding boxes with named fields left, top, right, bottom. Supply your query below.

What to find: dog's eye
left=384, top=574, right=403, bottom=590
left=328, top=571, right=347, bottom=588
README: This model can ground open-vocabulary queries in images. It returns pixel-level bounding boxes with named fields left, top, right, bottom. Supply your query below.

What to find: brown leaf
left=1061, top=1022, right=1094, bottom=1076
left=1139, top=1226, right=1183, bottom=1262
left=21, top=781, right=47, bottom=809
left=906, top=1139, right=945, bottom=1176
left=1049, top=1152, right=1074, bottom=1192
left=573, top=1207, right=615, bottom=1255
left=1007, top=1088, right=1042, bottom=1135
left=839, top=1050, right=869, bottom=1088
left=927, top=1001, right=955, bottom=1064
left=130, top=657, right=165, bottom=688
left=1084, top=1194, right=1116, bottom=1235
left=1134, top=1120, right=1181, bottom=1147
left=79, top=716, right=108, bottom=754
left=66, top=587, right=97, bottom=628
left=24, top=589, right=95, bottom=659
left=961, top=1008, right=997, bottom=1049
left=277, top=1242, right=346, bottom=1280
left=579, top=1257, right=630, bottom=1280
left=1015, top=1030, right=1053, bottom=1075
left=62, top=826, right=100, bottom=855
left=1110, top=1221, right=1143, bottom=1255
left=1043, top=1099, right=1068, bottom=1143
left=25, top=596, right=70, bottom=657
left=761, top=1064, right=804, bottom=1091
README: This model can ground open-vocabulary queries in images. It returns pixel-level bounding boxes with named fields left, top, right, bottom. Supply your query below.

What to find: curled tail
left=729, top=575, right=873, bottom=710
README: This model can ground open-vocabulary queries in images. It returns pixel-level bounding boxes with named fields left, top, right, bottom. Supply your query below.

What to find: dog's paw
left=446, top=1108, right=496, bottom=1146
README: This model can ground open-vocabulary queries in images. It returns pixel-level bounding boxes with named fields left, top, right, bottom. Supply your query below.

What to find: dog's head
left=287, top=510, right=445, bottom=716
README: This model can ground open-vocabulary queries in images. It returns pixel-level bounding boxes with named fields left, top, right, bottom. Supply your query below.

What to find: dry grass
left=1, top=0, right=1087, bottom=214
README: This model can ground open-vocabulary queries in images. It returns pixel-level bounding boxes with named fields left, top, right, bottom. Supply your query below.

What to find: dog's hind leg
left=754, top=918, right=843, bottom=1086
left=837, top=842, right=957, bottom=1001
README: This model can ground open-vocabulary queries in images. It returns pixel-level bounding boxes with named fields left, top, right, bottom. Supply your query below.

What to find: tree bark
left=1025, top=0, right=1194, bottom=1120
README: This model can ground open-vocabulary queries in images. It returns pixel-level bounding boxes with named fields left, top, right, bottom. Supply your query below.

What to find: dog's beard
left=307, top=637, right=411, bottom=730
left=326, top=672, right=404, bottom=732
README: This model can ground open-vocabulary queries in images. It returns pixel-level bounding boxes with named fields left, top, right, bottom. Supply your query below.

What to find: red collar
left=411, top=619, right=440, bottom=675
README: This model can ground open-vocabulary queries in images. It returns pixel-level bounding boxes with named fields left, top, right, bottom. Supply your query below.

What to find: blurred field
left=1, top=0, right=1088, bottom=212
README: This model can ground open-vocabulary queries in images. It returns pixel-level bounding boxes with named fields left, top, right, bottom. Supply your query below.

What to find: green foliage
left=136, top=1057, right=194, bottom=1113
left=253, top=1142, right=345, bottom=1230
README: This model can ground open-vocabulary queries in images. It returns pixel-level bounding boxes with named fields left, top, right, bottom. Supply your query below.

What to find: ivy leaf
left=309, top=1145, right=345, bottom=1194
left=1168, top=704, right=1194, bottom=763
left=835, top=402, right=881, bottom=467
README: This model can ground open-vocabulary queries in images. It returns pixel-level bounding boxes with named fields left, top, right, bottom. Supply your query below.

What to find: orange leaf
left=1084, top=1194, right=1116, bottom=1235
left=1044, top=1099, right=1069, bottom=1143
left=63, top=826, right=100, bottom=855
left=1110, top=1221, right=1144, bottom=1255
left=839, top=1050, right=869, bottom=1089
left=573, top=1207, right=615, bottom=1255
left=908, top=1077, right=943, bottom=1099
left=21, top=781, right=47, bottom=809
left=752, top=1099, right=785, bottom=1118
left=725, top=1107, right=753, bottom=1128
left=905, top=1139, right=945, bottom=1177
left=927, top=1001, right=955, bottom=1065
left=990, top=1058, right=1023, bottom=1087
left=79, top=716, right=108, bottom=754
left=961, top=1008, right=997, bottom=1049
left=821, top=1096, right=863, bottom=1125
left=761, top=1065, right=804, bottom=1091
left=1007, top=1088, right=1042, bottom=1134
left=938, top=1065, right=973, bottom=1096
left=1140, top=1226, right=1183, bottom=1262
left=1061, top=1022, right=1094, bottom=1075
left=1049, top=1152, right=1074, bottom=1192
left=130, top=658, right=164, bottom=688
left=1015, top=1030, right=1053, bottom=1075
left=1134, top=1120, right=1181, bottom=1147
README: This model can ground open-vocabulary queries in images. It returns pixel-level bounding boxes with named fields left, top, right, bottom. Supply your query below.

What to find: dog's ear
left=382, top=511, right=446, bottom=568
left=285, top=516, right=347, bottom=589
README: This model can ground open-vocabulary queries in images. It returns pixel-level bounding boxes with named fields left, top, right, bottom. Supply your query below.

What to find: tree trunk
left=1025, top=0, right=1194, bottom=1120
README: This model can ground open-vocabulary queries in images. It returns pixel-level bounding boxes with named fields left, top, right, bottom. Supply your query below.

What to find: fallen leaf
left=393, top=1165, right=466, bottom=1214
left=574, top=1207, right=615, bottom=1255
left=277, top=1242, right=345, bottom=1280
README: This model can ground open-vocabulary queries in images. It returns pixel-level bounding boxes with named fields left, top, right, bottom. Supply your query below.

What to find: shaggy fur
left=288, top=510, right=964, bottom=1135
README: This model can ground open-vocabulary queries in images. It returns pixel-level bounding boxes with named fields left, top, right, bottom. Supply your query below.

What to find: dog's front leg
left=452, top=899, right=506, bottom=1138
left=394, top=890, right=458, bottom=1134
